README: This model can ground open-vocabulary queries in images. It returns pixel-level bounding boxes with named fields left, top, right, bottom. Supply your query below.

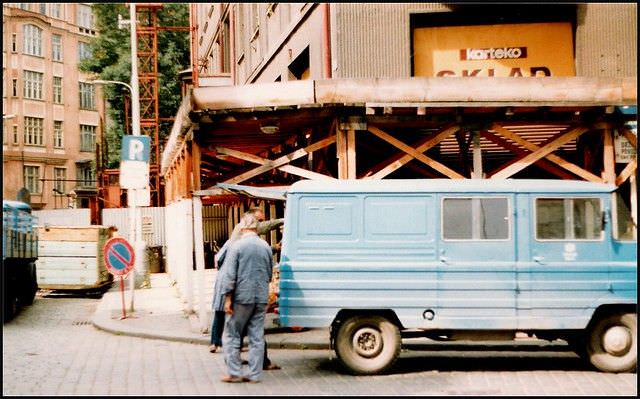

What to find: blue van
left=277, top=179, right=637, bottom=374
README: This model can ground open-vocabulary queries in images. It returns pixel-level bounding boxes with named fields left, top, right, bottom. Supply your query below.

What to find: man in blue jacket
left=219, top=212, right=274, bottom=383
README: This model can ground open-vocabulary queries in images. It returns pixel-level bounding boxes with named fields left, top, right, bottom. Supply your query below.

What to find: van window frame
left=440, top=195, right=512, bottom=242
left=534, top=196, right=604, bottom=242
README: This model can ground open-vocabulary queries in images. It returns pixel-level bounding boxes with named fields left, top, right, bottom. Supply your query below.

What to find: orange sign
left=413, top=22, right=576, bottom=78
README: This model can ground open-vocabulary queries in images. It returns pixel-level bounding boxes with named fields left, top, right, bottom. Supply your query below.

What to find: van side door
left=437, top=194, right=517, bottom=329
left=521, top=194, right=610, bottom=330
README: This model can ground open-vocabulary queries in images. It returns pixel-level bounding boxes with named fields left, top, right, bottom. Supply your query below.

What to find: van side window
left=613, top=192, right=636, bottom=241
left=535, top=198, right=602, bottom=240
left=442, top=197, right=509, bottom=240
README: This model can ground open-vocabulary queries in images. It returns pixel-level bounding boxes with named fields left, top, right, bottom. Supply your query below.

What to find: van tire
left=586, top=312, right=636, bottom=373
left=335, top=315, right=401, bottom=375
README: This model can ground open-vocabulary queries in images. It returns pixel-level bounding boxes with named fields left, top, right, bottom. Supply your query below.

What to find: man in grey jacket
left=209, top=208, right=283, bottom=371
left=219, top=212, right=274, bottom=383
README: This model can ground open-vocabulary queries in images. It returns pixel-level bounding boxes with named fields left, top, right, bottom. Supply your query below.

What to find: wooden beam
left=367, top=125, right=465, bottom=179
left=490, top=126, right=590, bottom=180
left=491, top=124, right=603, bottom=182
left=481, top=130, right=576, bottom=180
left=278, top=165, right=337, bottom=181
left=615, top=160, right=637, bottom=186
left=603, top=127, right=616, bottom=184
left=192, top=140, right=202, bottom=191
left=347, top=129, right=356, bottom=179
left=369, top=125, right=461, bottom=179
left=217, top=135, right=337, bottom=183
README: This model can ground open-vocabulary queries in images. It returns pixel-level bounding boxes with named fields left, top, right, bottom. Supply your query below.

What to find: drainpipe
left=322, top=3, right=332, bottom=79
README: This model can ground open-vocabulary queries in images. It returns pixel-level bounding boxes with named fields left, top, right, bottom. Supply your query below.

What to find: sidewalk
left=92, top=273, right=569, bottom=352
left=92, top=272, right=330, bottom=350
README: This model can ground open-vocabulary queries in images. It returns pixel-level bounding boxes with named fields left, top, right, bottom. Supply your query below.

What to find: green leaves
left=81, top=4, right=190, bottom=168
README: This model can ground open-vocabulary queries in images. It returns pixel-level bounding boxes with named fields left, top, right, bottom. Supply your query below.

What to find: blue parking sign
left=121, top=136, right=150, bottom=162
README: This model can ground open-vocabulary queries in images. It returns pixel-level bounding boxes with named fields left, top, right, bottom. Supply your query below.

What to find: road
left=3, top=293, right=637, bottom=396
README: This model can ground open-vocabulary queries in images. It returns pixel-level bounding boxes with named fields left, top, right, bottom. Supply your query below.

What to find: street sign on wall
left=120, top=135, right=150, bottom=189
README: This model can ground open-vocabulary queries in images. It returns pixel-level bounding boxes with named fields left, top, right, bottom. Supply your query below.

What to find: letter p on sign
left=122, top=136, right=150, bottom=162
left=120, top=136, right=150, bottom=189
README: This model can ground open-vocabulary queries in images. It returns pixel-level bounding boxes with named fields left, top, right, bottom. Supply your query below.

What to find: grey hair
left=240, top=212, right=259, bottom=230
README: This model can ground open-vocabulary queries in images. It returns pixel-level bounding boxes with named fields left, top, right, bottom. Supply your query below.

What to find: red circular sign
left=103, top=237, right=136, bottom=276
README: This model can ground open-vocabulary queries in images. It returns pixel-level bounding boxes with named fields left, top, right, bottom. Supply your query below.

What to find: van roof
left=289, top=179, right=616, bottom=194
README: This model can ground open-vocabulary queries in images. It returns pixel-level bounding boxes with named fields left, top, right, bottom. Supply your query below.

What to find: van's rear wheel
left=335, top=315, right=401, bottom=375
left=586, top=312, right=636, bottom=373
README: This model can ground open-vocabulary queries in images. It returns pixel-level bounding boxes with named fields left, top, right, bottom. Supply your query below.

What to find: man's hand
left=224, top=294, right=233, bottom=315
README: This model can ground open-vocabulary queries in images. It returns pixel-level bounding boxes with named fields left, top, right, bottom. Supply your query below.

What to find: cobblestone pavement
left=3, top=294, right=637, bottom=396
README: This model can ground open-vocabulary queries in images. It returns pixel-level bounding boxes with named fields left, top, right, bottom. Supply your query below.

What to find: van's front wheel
left=335, top=315, right=401, bottom=375
left=587, top=312, right=636, bottom=373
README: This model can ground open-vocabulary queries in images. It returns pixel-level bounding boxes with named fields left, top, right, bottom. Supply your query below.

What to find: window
left=24, top=117, right=44, bottom=146
left=77, top=4, right=94, bottom=30
left=78, top=41, right=91, bottom=61
left=79, top=82, right=95, bottom=109
left=77, top=163, right=95, bottom=187
left=80, top=124, right=96, bottom=152
left=12, top=33, right=17, bottom=52
left=442, top=197, right=510, bottom=240
left=52, top=34, right=63, bottom=61
left=39, top=3, right=46, bottom=15
left=23, top=24, right=43, bottom=57
left=221, top=17, right=231, bottom=73
left=53, top=76, right=63, bottom=103
left=12, top=79, right=17, bottom=97
left=613, top=192, right=635, bottom=240
left=13, top=125, right=18, bottom=144
left=54, top=168, right=66, bottom=194
left=19, top=3, right=30, bottom=11
left=51, top=4, right=62, bottom=19
left=24, top=166, right=41, bottom=194
left=536, top=197, right=602, bottom=240
left=23, top=70, right=43, bottom=100
left=53, top=121, right=63, bottom=148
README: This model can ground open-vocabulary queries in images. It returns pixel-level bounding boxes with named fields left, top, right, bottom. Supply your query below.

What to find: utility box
left=36, top=226, right=113, bottom=290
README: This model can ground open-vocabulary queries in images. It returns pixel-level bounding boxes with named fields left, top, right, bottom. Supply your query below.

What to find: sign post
left=120, top=134, right=151, bottom=310
left=104, top=237, right=136, bottom=319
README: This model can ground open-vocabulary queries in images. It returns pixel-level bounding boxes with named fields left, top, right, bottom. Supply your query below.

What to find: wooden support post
left=472, top=131, right=483, bottom=179
left=192, top=140, right=201, bottom=191
left=602, top=126, right=616, bottom=184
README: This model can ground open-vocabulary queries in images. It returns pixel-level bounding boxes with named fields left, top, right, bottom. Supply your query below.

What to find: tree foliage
left=80, top=4, right=190, bottom=168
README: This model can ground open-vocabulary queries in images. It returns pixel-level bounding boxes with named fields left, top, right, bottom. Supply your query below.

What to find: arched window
left=23, top=24, right=42, bottom=57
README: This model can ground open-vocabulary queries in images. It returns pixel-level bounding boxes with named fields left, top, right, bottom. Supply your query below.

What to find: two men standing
left=219, top=211, right=275, bottom=383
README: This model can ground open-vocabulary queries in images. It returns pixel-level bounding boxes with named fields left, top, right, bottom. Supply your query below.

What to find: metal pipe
left=322, top=3, right=332, bottom=79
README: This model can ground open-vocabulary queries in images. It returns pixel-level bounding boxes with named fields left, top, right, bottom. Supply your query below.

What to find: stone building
left=3, top=3, right=104, bottom=221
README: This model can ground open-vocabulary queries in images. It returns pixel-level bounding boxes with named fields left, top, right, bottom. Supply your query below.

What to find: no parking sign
left=103, top=237, right=136, bottom=276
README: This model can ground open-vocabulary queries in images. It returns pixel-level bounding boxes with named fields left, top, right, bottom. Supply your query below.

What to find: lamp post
left=92, top=75, right=148, bottom=312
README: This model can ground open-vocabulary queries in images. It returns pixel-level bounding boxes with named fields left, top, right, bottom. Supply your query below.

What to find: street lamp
left=91, top=79, right=133, bottom=94
left=92, top=75, right=148, bottom=309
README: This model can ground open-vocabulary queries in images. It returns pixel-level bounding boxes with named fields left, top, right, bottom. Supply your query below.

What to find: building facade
left=193, top=3, right=636, bottom=84
left=3, top=3, right=104, bottom=219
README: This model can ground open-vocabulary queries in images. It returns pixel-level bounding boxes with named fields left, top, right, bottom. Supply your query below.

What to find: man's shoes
left=243, top=377, right=260, bottom=384
left=208, top=345, right=218, bottom=353
left=221, top=375, right=244, bottom=383
left=264, top=363, right=281, bottom=371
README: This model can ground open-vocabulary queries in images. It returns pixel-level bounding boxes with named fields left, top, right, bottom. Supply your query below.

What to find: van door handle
left=533, top=256, right=545, bottom=264
left=440, top=256, right=448, bottom=263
